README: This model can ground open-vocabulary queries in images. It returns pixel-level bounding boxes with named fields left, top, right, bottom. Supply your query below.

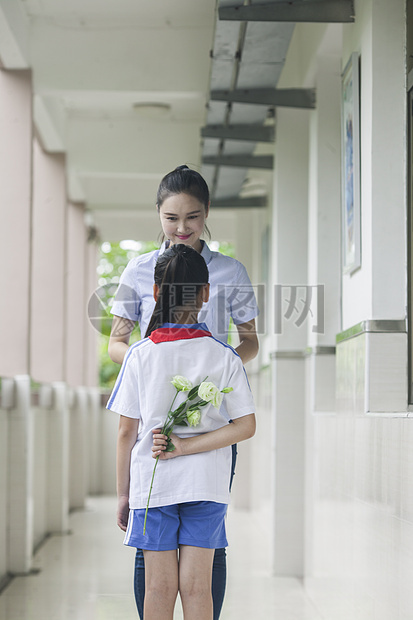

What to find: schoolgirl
left=108, top=165, right=259, bottom=620
left=107, top=244, right=256, bottom=620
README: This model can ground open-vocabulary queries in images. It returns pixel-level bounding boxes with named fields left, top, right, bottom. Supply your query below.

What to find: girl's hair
left=156, top=165, right=211, bottom=241
left=145, top=243, right=209, bottom=338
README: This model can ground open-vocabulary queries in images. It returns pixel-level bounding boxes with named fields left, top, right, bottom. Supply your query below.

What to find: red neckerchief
left=149, top=326, right=212, bottom=344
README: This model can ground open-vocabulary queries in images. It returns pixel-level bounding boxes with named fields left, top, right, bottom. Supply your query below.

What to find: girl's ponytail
left=145, top=256, right=177, bottom=337
left=145, top=244, right=208, bottom=338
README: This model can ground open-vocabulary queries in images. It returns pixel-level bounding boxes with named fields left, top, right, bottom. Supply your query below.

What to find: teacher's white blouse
left=110, top=241, right=259, bottom=341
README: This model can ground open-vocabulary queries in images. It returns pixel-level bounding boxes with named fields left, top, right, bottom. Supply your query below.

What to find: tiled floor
left=0, top=496, right=324, bottom=619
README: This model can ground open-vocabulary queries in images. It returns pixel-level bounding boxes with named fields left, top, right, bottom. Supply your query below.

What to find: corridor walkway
left=0, top=496, right=323, bottom=620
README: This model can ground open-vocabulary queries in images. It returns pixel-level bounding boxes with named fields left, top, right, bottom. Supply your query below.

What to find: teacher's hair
left=156, top=165, right=210, bottom=209
left=145, top=244, right=209, bottom=338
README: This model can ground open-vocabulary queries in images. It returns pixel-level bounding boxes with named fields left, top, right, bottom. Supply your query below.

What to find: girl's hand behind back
left=151, top=429, right=183, bottom=459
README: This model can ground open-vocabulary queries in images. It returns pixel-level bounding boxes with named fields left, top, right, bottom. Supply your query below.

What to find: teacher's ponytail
left=145, top=244, right=209, bottom=338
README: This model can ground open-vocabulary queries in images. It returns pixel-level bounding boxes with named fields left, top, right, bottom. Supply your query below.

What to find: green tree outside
left=97, top=240, right=157, bottom=389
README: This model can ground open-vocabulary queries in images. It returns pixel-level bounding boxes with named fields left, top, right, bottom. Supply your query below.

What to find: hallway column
left=0, top=69, right=33, bottom=574
left=66, top=201, right=87, bottom=387
left=66, top=201, right=88, bottom=509
left=31, top=138, right=66, bottom=382
left=305, top=48, right=342, bottom=578
left=84, top=238, right=100, bottom=495
left=0, top=69, right=32, bottom=378
left=30, top=139, right=71, bottom=533
left=48, top=382, right=69, bottom=533
left=306, top=53, right=341, bottom=399
left=270, top=107, right=310, bottom=576
left=84, top=238, right=99, bottom=390
left=232, top=210, right=263, bottom=510
left=8, top=376, right=33, bottom=574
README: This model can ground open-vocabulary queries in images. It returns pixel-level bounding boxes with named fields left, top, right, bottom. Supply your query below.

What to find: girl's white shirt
left=110, top=241, right=259, bottom=342
left=107, top=324, right=255, bottom=509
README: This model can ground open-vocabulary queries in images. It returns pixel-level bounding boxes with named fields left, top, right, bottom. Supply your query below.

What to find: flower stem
left=169, top=390, right=179, bottom=414
left=143, top=456, right=159, bottom=535
left=161, top=389, right=179, bottom=435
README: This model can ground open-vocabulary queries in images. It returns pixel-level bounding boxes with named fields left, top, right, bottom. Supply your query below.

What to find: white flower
left=187, top=408, right=201, bottom=427
left=171, top=375, right=193, bottom=392
left=198, top=381, right=223, bottom=409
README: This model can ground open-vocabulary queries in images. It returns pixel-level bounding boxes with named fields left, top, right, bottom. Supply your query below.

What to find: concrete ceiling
left=0, top=0, right=286, bottom=241
left=201, top=0, right=294, bottom=202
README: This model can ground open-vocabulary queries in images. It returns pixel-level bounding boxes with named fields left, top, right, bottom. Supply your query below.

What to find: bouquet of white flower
left=143, top=374, right=233, bottom=534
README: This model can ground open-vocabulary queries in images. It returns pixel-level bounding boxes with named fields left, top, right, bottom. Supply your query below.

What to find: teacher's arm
left=235, top=318, right=259, bottom=364
left=108, top=315, right=135, bottom=364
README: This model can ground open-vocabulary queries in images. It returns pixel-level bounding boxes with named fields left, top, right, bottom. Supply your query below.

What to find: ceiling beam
left=34, top=96, right=65, bottom=154
left=0, top=2, right=30, bottom=69
left=213, top=196, right=267, bottom=208
left=219, top=0, right=355, bottom=23
left=201, top=124, right=274, bottom=142
left=202, top=155, right=274, bottom=169
left=211, top=88, right=316, bottom=109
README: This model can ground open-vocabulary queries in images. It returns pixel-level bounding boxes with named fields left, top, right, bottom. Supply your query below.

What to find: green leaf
left=172, top=402, right=186, bottom=416
left=187, top=385, right=200, bottom=400
left=183, top=376, right=209, bottom=400
left=165, top=442, right=176, bottom=452
left=175, top=420, right=188, bottom=426
left=187, top=402, right=201, bottom=411
left=174, top=411, right=189, bottom=424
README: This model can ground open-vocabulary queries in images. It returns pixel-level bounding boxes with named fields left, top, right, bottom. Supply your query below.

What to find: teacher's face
left=158, top=193, right=208, bottom=253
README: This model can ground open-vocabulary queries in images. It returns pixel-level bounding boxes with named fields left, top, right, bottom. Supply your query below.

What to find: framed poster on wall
left=341, top=52, right=361, bottom=274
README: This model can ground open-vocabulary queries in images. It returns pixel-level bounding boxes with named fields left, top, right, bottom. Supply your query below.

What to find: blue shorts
left=124, top=501, right=228, bottom=551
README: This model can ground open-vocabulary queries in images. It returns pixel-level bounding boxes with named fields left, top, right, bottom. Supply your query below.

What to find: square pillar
left=65, top=202, right=87, bottom=387
left=31, top=138, right=66, bottom=382
left=0, top=69, right=32, bottom=377
left=270, top=107, right=310, bottom=576
left=7, top=376, right=33, bottom=574
left=47, top=383, right=69, bottom=533
left=69, top=387, right=88, bottom=510
left=84, top=240, right=99, bottom=388
left=307, top=52, right=341, bottom=350
left=87, top=389, right=103, bottom=495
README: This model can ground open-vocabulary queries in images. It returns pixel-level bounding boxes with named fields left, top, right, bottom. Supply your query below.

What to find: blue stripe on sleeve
left=209, top=336, right=251, bottom=391
left=107, top=338, right=149, bottom=409
left=209, top=335, right=240, bottom=357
